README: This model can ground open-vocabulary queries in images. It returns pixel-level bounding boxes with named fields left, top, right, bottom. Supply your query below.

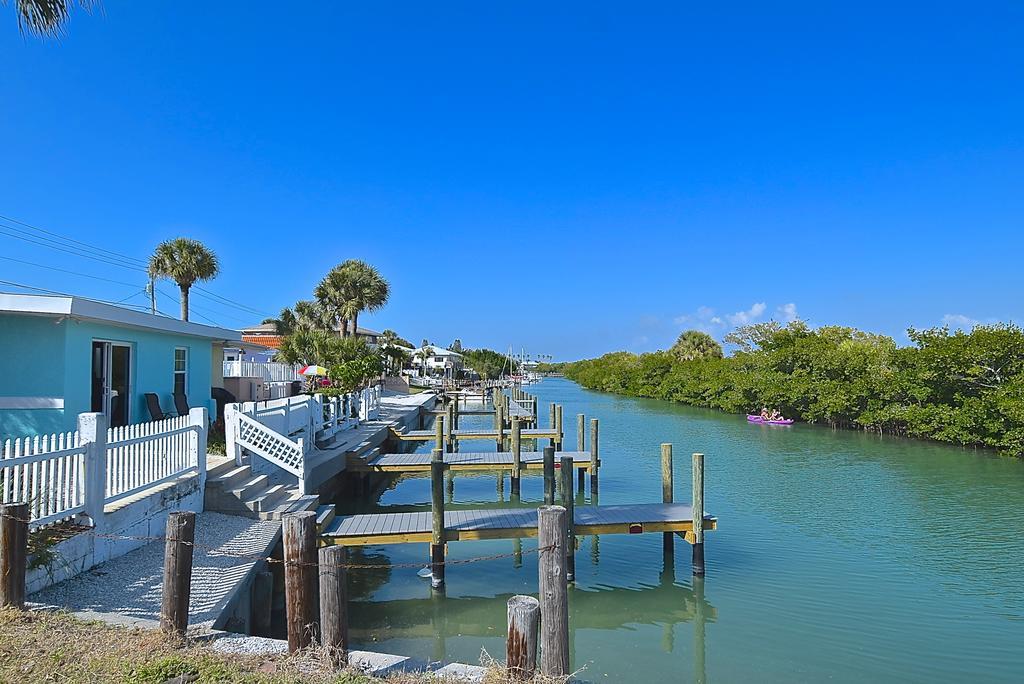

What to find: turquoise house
left=0, top=293, right=241, bottom=438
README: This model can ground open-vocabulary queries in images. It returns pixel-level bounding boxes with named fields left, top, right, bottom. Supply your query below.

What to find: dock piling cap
left=628, top=523, right=643, bottom=534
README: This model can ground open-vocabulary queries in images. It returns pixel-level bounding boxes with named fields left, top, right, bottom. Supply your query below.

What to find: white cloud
left=726, top=302, right=767, bottom=326
left=941, top=313, right=980, bottom=330
left=778, top=302, right=799, bottom=322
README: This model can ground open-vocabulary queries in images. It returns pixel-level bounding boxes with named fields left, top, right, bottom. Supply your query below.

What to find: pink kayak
left=747, top=414, right=794, bottom=425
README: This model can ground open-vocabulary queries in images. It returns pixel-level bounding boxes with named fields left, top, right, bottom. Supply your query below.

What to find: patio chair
left=173, top=392, right=190, bottom=417
left=145, top=392, right=173, bottom=421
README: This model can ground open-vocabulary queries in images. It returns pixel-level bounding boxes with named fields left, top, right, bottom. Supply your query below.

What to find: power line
left=0, top=254, right=143, bottom=288
left=0, top=212, right=275, bottom=319
left=0, top=278, right=172, bottom=316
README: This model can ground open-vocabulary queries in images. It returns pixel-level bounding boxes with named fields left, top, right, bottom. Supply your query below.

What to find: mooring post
left=538, top=505, right=570, bottom=677
left=543, top=445, right=556, bottom=505
left=435, top=414, right=444, bottom=453
left=159, top=510, right=196, bottom=638
left=497, top=404, right=506, bottom=451
left=555, top=405, right=563, bottom=451
left=559, top=455, right=576, bottom=582
left=431, top=447, right=446, bottom=590
left=511, top=416, right=522, bottom=495
left=576, top=413, right=586, bottom=490
left=590, top=418, right=600, bottom=495
left=283, top=511, right=319, bottom=652
left=691, top=452, right=705, bottom=576
left=319, top=545, right=349, bottom=667
left=0, top=502, right=28, bottom=609
left=451, top=395, right=459, bottom=430
left=548, top=402, right=557, bottom=448
left=661, top=444, right=674, bottom=559
left=447, top=403, right=456, bottom=452
left=507, top=594, right=540, bottom=680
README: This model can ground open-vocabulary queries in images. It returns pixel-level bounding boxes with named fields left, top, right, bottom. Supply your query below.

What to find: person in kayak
left=770, top=409, right=784, bottom=421
left=760, top=407, right=771, bottom=420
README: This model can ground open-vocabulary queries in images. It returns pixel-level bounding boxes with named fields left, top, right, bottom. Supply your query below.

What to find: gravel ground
left=31, top=511, right=280, bottom=629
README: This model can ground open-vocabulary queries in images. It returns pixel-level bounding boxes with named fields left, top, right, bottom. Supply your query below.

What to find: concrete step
left=211, top=465, right=254, bottom=489
left=245, top=483, right=291, bottom=513
left=228, top=474, right=271, bottom=500
left=315, top=504, right=336, bottom=531
left=260, top=494, right=320, bottom=520
left=207, top=458, right=239, bottom=480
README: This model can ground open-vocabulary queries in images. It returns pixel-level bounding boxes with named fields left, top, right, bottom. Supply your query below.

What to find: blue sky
left=1, top=2, right=1022, bottom=359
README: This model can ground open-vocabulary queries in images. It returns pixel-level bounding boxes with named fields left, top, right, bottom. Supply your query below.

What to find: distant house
left=411, top=345, right=465, bottom=377
left=0, top=293, right=241, bottom=437
left=240, top=322, right=385, bottom=349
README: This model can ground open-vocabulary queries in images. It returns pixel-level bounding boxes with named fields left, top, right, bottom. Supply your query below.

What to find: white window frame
left=174, top=347, right=188, bottom=396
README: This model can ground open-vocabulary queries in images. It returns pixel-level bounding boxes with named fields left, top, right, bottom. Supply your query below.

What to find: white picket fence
left=222, top=360, right=303, bottom=383
left=1, top=408, right=207, bottom=528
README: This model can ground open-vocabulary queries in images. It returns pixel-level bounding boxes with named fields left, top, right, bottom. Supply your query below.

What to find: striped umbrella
left=299, top=365, right=328, bottom=376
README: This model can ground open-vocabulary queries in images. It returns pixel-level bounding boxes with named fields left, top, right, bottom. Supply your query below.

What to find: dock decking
left=353, top=450, right=594, bottom=473
left=321, top=502, right=716, bottom=546
left=391, top=427, right=559, bottom=442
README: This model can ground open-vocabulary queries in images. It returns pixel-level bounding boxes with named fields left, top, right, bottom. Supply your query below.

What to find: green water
left=341, top=378, right=1024, bottom=682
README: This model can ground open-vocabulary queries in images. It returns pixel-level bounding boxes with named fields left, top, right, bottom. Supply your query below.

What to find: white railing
left=105, top=414, right=203, bottom=505
left=1, top=408, right=207, bottom=529
left=223, top=360, right=303, bottom=382
left=2, top=431, right=87, bottom=528
left=359, top=385, right=382, bottom=420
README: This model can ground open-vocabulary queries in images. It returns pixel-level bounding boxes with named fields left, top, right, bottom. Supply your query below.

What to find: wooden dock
left=391, top=427, right=559, bottom=442
left=353, top=450, right=595, bottom=473
left=321, top=503, right=716, bottom=546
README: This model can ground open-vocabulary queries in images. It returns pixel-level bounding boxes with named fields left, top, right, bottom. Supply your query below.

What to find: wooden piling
left=589, top=418, right=600, bottom=494
left=543, top=445, right=555, bottom=505
left=318, top=545, right=349, bottom=667
left=0, top=502, right=28, bottom=609
left=159, top=510, right=195, bottom=637
left=506, top=595, right=540, bottom=679
left=692, top=452, right=705, bottom=576
left=435, top=414, right=444, bottom=453
left=283, top=511, right=319, bottom=652
left=555, top=405, right=563, bottom=451
left=431, top=447, right=446, bottom=589
left=559, top=455, right=576, bottom=581
left=511, top=417, right=522, bottom=495
left=538, top=506, right=569, bottom=677
left=497, top=404, right=506, bottom=451
left=661, top=444, right=674, bottom=559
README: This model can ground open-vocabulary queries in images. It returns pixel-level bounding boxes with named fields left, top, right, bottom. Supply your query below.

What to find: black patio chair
left=173, top=392, right=190, bottom=417
left=144, top=393, right=173, bottom=421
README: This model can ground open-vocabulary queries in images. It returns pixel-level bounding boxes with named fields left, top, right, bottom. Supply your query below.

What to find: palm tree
left=148, top=238, right=220, bottom=322
left=314, top=266, right=353, bottom=337
left=338, top=260, right=390, bottom=338
left=419, top=342, right=433, bottom=378
left=671, top=330, right=724, bottom=361
left=5, top=0, right=89, bottom=37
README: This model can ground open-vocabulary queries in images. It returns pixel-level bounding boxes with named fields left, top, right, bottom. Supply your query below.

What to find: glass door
left=90, top=341, right=132, bottom=427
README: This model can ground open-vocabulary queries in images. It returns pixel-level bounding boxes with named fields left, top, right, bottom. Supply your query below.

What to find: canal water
left=340, top=378, right=1024, bottom=682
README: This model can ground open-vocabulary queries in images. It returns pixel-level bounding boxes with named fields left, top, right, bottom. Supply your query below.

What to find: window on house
left=174, top=348, right=188, bottom=395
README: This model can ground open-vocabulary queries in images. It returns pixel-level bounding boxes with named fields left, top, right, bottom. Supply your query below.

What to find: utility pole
left=147, top=277, right=156, bottom=314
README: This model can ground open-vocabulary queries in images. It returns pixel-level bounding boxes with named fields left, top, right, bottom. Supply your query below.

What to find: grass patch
left=0, top=608, right=572, bottom=683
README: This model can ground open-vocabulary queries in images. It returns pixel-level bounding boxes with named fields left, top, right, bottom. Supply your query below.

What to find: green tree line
left=563, top=321, right=1024, bottom=456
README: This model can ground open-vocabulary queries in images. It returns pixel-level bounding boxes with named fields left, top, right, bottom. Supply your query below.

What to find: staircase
left=205, top=457, right=324, bottom=520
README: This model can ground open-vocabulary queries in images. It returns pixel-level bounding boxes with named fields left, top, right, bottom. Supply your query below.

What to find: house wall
left=63, top=318, right=216, bottom=428
left=0, top=314, right=68, bottom=436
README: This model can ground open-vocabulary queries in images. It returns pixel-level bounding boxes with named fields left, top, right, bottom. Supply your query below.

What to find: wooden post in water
left=576, top=413, right=586, bottom=490
left=555, top=405, right=563, bottom=451
left=661, top=444, right=674, bottom=559
left=543, top=445, right=556, bottom=505
left=506, top=594, right=540, bottom=679
left=160, top=511, right=195, bottom=637
left=0, top=502, right=28, bottom=609
left=318, top=545, right=349, bottom=667
left=589, top=418, right=600, bottom=495
left=548, top=403, right=557, bottom=448
left=435, top=414, right=444, bottom=453
left=691, top=452, right=705, bottom=576
left=431, top=447, right=446, bottom=590
left=497, top=404, right=506, bottom=451
left=559, top=455, right=576, bottom=582
left=447, top=402, right=456, bottom=452
left=283, top=511, right=319, bottom=652
left=451, top=395, right=459, bottom=430
left=511, top=417, right=522, bottom=495
left=538, top=505, right=569, bottom=677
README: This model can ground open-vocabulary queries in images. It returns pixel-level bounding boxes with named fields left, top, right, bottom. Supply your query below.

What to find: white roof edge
left=0, top=292, right=242, bottom=342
